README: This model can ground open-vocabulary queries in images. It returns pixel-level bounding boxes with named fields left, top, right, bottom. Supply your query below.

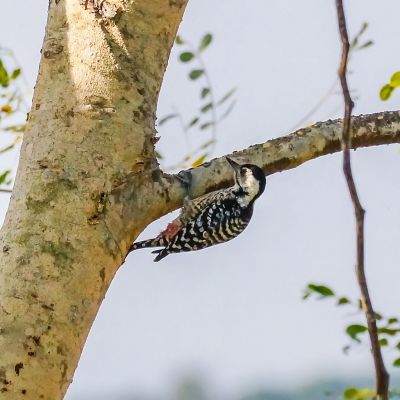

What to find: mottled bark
left=1, top=1, right=400, bottom=399
left=0, top=0, right=186, bottom=398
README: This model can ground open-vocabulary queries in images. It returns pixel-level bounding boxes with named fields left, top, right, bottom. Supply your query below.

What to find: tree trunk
left=0, top=1, right=186, bottom=398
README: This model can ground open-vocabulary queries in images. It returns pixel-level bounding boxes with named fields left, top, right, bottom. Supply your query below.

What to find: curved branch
left=160, top=110, right=400, bottom=214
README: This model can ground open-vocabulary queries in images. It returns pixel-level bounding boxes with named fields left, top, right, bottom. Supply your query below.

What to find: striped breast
left=166, top=197, right=253, bottom=254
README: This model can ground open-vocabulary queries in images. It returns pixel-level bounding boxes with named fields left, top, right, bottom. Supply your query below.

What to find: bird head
left=226, top=156, right=266, bottom=202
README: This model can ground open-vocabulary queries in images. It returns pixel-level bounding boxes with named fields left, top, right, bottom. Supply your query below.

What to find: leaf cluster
left=304, top=283, right=400, bottom=398
left=158, top=33, right=236, bottom=169
left=380, top=72, right=400, bottom=101
left=304, top=283, right=400, bottom=368
left=0, top=48, right=27, bottom=192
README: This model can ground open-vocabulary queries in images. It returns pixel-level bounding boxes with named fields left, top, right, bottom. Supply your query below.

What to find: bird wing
left=179, top=188, right=233, bottom=224
left=153, top=189, right=234, bottom=245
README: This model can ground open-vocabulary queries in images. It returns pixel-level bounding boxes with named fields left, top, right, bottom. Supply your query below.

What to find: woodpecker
left=129, top=157, right=266, bottom=262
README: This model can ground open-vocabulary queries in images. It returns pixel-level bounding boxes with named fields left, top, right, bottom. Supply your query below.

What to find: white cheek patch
left=245, top=175, right=259, bottom=198
left=239, top=170, right=260, bottom=201
left=245, top=170, right=254, bottom=183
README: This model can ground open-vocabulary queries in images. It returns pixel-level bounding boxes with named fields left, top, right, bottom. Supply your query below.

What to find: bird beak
left=226, top=156, right=241, bottom=172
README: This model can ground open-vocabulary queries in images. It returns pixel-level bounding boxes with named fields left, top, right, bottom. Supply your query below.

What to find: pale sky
left=1, top=1, right=400, bottom=399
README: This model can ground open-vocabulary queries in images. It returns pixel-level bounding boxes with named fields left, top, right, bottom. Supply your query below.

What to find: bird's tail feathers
left=128, top=236, right=170, bottom=261
left=129, top=236, right=167, bottom=252
left=152, top=249, right=169, bottom=262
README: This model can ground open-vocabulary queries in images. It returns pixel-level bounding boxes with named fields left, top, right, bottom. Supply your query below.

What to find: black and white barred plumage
left=129, top=157, right=266, bottom=262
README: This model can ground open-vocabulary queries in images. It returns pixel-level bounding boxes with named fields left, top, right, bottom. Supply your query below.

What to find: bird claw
left=176, top=170, right=193, bottom=197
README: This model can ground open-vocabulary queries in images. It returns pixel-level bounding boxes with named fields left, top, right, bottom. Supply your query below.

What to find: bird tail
left=128, top=239, right=169, bottom=262
left=151, top=248, right=169, bottom=262
left=129, top=236, right=167, bottom=252
left=127, top=236, right=171, bottom=262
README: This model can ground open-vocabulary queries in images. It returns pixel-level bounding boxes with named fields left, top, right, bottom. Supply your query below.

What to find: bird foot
left=175, top=170, right=193, bottom=197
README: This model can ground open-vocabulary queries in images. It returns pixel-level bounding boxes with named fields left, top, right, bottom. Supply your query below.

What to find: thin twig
left=172, top=106, right=192, bottom=153
left=165, top=138, right=215, bottom=171
left=0, top=188, right=12, bottom=193
left=288, top=22, right=370, bottom=133
left=288, top=77, right=338, bottom=132
left=335, top=1, right=389, bottom=399
left=0, top=137, right=21, bottom=154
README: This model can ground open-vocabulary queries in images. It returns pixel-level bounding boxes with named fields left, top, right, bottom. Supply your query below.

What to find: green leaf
left=191, top=153, right=208, bottom=167
left=344, top=387, right=358, bottom=399
left=388, top=317, right=399, bottom=324
left=393, top=358, right=400, bottom=367
left=175, top=35, right=184, bottom=45
left=380, top=84, right=394, bottom=101
left=11, top=68, right=21, bottom=80
left=217, top=87, right=237, bottom=106
left=359, top=22, right=368, bottom=35
left=199, top=33, right=212, bottom=51
left=357, top=388, right=376, bottom=400
left=343, top=387, right=376, bottom=400
left=187, top=117, right=199, bottom=127
left=346, top=324, right=368, bottom=342
left=358, top=40, right=374, bottom=50
left=0, top=170, right=11, bottom=186
left=350, top=22, right=368, bottom=50
left=201, top=87, right=210, bottom=99
left=1, top=104, right=12, bottom=113
left=377, top=327, right=400, bottom=336
left=189, top=69, right=204, bottom=80
left=307, top=284, right=335, bottom=297
left=158, top=113, right=178, bottom=125
left=200, top=122, right=213, bottom=130
left=337, top=297, right=350, bottom=306
left=200, top=103, right=213, bottom=113
left=374, top=312, right=382, bottom=321
left=390, top=71, right=400, bottom=87
left=350, top=39, right=358, bottom=50
left=396, top=341, right=400, bottom=350
left=0, top=60, right=10, bottom=88
left=379, top=338, right=388, bottom=347
left=179, top=52, right=195, bottom=63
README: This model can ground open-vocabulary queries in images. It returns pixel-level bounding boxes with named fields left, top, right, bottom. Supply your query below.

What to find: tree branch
left=159, top=110, right=400, bottom=216
left=335, top=1, right=389, bottom=399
